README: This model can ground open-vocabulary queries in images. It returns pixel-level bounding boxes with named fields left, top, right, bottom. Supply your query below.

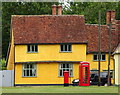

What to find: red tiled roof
left=12, top=15, right=87, bottom=44
left=12, top=15, right=119, bottom=52
left=86, top=24, right=119, bottom=52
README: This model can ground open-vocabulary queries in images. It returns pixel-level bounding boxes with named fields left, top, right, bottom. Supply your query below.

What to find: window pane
left=30, top=70, right=32, bottom=76
left=63, top=69, right=65, bottom=72
left=61, top=64, right=63, bottom=68
left=68, top=45, right=71, bottom=51
left=102, top=54, right=105, bottom=60
left=65, top=45, right=67, bottom=51
left=30, top=64, right=32, bottom=68
left=63, top=64, right=65, bottom=68
left=32, top=64, right=35, bottom=69
left=27, top=45, right=30, bottom=52
left=23, top=70, right=26, bottom=76
left=60, top=70, right=62, bottom=76
left=24, top=64, right=27, bottom=69
left=32, top=45, right=34, bottom=52
left=66, top=64, right=69, bottom=68
left=35, top=45, right=38, bottom=52
left=70, top=70, right=73, bottom=76
left=69, top=64, right=72, bottom=68
left=93, top=54, right=98, bottom=60
left=26, top=70, right=29, bottom=76
left=66, top=69, right=69, bottom=71
left=61, top=45, right=63, bottom=51
left=33, top=70, right=36, bottom=76
left=26, top=64, right=29, bottom=68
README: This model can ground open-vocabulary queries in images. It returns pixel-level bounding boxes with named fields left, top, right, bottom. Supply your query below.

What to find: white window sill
left=27, top=52, right=38, bottom=53
left=58, top=76, right=74, bottom=78
left=22, top=76, right=37, bottom=78
left=59, top=51, right=72, bottom=53
left=93, top=60, right=106, bottom=62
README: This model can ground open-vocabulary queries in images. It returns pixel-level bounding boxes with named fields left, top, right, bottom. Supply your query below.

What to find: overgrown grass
left=2, top=86, right=119, bottom=93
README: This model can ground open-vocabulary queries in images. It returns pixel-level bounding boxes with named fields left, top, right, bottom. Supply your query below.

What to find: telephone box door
left=79, top=62, right=90, bottom=86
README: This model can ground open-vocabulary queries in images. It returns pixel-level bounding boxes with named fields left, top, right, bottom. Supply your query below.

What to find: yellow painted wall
left=13, top=43, right=116, bottom=84
left=15, top=63, right=79, bottom=84
left=86, top=54, right=114, bottom=71
left=7, top=31, right=14, bottom=70
left=15, top=44, right=86, bottom=62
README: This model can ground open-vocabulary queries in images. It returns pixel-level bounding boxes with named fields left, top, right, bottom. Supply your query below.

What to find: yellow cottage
left=6, top=5, right=120, bottom=86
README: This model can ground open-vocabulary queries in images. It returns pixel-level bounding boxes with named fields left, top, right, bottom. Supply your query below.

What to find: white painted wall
left=0, top=70, right=14, bottom=87
left=114, top=44, right=120, bottom=85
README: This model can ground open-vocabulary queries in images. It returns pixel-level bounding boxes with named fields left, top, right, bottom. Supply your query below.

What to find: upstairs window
left=93, top=54, right=106, bottom=61
left=27, top=45, right=38, bottom=53
left=60, top=44, right=72, bottom=52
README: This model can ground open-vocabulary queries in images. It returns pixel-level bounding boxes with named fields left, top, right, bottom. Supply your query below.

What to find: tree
left=63, top=2, right=119, bottom=24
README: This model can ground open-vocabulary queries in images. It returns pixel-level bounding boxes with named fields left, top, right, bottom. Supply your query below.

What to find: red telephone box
left=79, top=62, right=90, bottom=86
left=63, top=71, right=69, bottom=86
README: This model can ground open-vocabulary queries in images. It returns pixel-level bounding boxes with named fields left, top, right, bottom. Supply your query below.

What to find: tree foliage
left=63, top=2, right=120, bottom=24
left=0, top=58, right=6, bottom=70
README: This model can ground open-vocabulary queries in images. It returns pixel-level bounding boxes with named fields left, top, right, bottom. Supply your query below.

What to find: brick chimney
left=52, top=4, right=57, bottom=15
left=58, top=4, right=62, bottom=15
left=106, top=10, right=116, bottom=25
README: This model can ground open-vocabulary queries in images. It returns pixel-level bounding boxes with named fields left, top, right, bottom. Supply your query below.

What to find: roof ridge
left=12, top=15, right=84, bottom=17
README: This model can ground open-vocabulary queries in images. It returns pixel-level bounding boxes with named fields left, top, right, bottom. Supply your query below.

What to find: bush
left=0, top=58, right=6, bottom=70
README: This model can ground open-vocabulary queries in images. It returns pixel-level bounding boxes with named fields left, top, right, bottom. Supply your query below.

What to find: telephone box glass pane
left=83, top=67, right=88, bottom=83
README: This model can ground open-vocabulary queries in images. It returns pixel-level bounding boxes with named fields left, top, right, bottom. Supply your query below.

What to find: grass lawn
left=1, top=86, right=119, bottom=93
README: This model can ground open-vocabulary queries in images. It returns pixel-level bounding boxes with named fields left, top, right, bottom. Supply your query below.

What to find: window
left=27, top=45, right=38, bottom=53
left=93, top=54, right=106, bottom=61
left=59, top=63, right=73, bottom=77
left=23, top=64, right=36, bottom=77
left=60, top=44, right=72, bottom=52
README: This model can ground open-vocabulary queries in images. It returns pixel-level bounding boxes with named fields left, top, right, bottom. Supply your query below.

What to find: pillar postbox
left=64, top=71, right=69, bottom=86
left=79, top=62, right=90, bottom=86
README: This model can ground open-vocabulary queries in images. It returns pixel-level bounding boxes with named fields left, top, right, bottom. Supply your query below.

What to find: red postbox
left=63, top=71, right=69, bottom=86
left=79, top=62, right=90, bottom=86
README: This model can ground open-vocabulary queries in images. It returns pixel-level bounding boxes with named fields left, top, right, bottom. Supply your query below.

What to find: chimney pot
left=52, top=4, right=57, bottom=15
left=58, top=4, right=62, bottom=15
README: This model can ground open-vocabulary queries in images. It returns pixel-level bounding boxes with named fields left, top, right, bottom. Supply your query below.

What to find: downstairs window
left=22, top=64, right=36, bottom=77
left=59, top=63, right=73, bottom=77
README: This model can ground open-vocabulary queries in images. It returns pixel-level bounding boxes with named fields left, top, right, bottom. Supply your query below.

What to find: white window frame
left=27, top=45, right=38, bottom=53
left=59, top=63, right=73, bottom=77
left=60, top=44, right=72, bottom=52
left=93, top=53, right=106, bottom=61
left=22, top=64, right=37, bottom=77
